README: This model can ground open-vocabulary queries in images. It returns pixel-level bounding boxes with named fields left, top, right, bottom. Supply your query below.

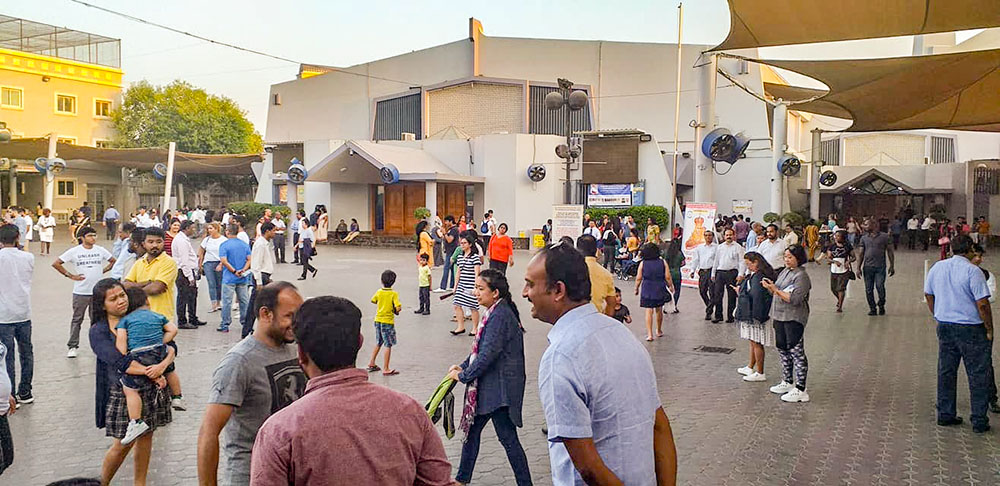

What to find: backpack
left=481, top=221, right=489, bottom=233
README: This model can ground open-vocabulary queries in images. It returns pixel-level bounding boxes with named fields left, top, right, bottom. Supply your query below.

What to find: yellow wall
left=0, top=48, right=122, bottom=147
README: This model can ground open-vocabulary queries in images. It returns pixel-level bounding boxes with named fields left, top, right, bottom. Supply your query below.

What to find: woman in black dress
left=89, top=278, right=175, bottom=485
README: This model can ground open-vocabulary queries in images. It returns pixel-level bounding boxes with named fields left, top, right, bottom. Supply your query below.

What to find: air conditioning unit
left=401, top=132, right=416, bottom=141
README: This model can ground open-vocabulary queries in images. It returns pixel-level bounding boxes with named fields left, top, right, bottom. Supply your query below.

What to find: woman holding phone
left=735, top=252, right=775, bottom=383
left=761, top=246, right=813, bottom=403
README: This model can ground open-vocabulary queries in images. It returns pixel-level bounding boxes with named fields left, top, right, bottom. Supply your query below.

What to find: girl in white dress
left=37, top=208, right=56, bottom=255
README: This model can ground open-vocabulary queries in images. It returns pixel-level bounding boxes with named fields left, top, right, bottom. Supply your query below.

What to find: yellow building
left=0, top=14, right=123, bottom=220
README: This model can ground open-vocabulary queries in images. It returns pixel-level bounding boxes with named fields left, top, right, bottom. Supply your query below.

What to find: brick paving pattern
left=5, top=235, right=1000, bottom=484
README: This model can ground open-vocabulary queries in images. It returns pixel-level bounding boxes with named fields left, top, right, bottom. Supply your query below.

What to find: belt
left=716, top=268, right=738, bottom=273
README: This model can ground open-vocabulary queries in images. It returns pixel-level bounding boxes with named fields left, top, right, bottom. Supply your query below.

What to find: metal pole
left=8, top=162, right=16, bottom=207
left=163, top=141, right=176, bottom=211
left=43, top=134, right=56, bottom=210
left=564, top=88, right=572, bottom=205
left=670, top=2, right=684, bottom=231
left=770, top=102, right=787, bottom=215
left=693, top=53, right=717, bottom=203
left=810, top=128, right=822, bottom=221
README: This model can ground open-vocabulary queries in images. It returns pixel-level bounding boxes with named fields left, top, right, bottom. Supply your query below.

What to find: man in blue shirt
left=103, top=204, right=121, bottom=241
left=523, top=241, right=677, bottom=485
left=218, top=224, right=252, bottom=333
left=924, top=234, right=994, bottom=433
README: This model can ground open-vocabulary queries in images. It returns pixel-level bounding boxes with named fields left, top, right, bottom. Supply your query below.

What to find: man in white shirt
left=713, top=228, right=745, bottom=323
left=51, top=226, right=115, bottom=357
left=173, top=221, right=205, bottom=329
left=688, top=230, right=719, bottom=321
left=907, top=215, right=920, bottom=250
left=235, top=217, right=250, bottom=245
left=134, top=207, right=154, bottom=229
left=191, top=205, right=207, bottom=235
left=272, top=212, right=287, bottom=263
left=921, top=215, right=935, bottom=251
left=0, top=225, right=35, bottom=405
left=756, top=224, right=788, bottom=271
left=782, top=225, right=799, bottom=247
left=242, top=222, right=276, bottom=338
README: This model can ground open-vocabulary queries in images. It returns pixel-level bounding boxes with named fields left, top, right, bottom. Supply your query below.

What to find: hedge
left=228, top=202, right=293, bottom=236
left=584, top=205, right=671, bottom=229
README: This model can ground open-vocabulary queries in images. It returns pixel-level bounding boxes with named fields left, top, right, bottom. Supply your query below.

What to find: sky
left=6, top=0, right=736, bottom=132
left=7, top=1, right=946, bottom=134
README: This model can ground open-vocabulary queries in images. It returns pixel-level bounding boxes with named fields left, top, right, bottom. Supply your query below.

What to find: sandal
left=366, top=365, right=381, bottom=373
left=645, top=336, right=654, bottom=342
left=656, top=331, right=664, bottom=337
left=450, top=330, right=466, bottom=335
left=382, top=369, right=400, bottom=376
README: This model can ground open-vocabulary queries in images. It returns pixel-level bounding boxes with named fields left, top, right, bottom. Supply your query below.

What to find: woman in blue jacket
left=446, top=269, right=532, bottom=485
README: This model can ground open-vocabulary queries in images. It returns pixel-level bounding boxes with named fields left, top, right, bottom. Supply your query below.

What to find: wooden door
left=384, top=184, right=404, bottom=235
left=435, top=183, right=466, bottom=220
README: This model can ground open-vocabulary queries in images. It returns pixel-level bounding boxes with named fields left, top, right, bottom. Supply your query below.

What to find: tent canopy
left=758, top=48, right=1000, bottom=132
left=714, top=0, right=1000, bottom=51
left=0, top=138, right=260, bottom=174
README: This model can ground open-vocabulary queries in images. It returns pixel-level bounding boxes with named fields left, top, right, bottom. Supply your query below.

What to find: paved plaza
left=4, top=234, right=1000, bottom=485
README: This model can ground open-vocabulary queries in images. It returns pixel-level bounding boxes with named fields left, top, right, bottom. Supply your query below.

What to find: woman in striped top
left=452, top=233, right=482, bottom=336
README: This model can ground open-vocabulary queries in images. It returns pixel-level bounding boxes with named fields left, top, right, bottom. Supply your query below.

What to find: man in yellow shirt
left=125, top=226, right=178, bottom=323
left=367, top=270, right=402, bottom=376
left=577, top=235, right=616, bottom=316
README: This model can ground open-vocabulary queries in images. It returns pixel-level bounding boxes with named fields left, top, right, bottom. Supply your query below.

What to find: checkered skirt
left=105, top=384, right=173, bottom=439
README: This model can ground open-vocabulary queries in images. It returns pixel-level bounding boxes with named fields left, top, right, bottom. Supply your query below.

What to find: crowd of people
left=3, top=197, right=1000, bottom=483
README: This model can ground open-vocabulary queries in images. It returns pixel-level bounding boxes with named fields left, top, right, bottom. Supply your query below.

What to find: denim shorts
left=374, top=321, right=397, bottom=348
left=120, top=344, right=172, bottom=389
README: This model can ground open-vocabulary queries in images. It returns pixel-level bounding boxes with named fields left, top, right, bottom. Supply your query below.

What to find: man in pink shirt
left=250, top=296, right=454, bottom=485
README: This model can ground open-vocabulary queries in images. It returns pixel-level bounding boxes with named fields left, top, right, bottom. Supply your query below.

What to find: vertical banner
left=680, top=202, right=717, bottom=287
left=552, top=204, right=584, bottom=243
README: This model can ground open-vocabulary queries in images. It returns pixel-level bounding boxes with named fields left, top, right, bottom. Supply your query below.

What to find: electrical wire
left=69, top=0, right=417, bottom=85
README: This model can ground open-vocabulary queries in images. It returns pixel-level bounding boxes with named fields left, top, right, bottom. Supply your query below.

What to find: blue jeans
left=937, top=323, right=992, bottom=428
left=439, top=258, right=455, bottom=289
left=456, top=407, right=532, bottom=485
left=203, top=261, right=223, bottom=302
left=0, top=321, right=33, bottom=398
left=220, top=283, right=250, bottom=330
left=863, top=265, right=886, bottom=311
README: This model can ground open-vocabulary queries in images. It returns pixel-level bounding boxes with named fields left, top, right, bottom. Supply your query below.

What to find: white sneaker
left=780, top=388, right=810, bottom=403
left=743, top=371, right=767, bottom=382
left=737, top=366, right=753, bottom=376
left=769, top=381, right=794, bottom=394
left=121, top=419, right=150, bottom=445
left=66, top=348, right=78, bottom=358
left=171, top=397, right=187, bottom=411
left=432, top=288, right=447, bottom=293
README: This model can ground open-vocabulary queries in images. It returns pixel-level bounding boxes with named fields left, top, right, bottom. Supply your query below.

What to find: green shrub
left=763, top=212, right=780, bottom=223
left=414, top=207, right=431, bottom=220
left=228, top=202, right=291, bottom=236
left=781, top=211, right=805, bottom=228
left=584, top=205, right=671, bottom=229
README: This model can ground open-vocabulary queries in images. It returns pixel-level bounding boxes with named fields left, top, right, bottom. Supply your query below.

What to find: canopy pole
left=163, top=141, right=176, bottom=212
left=670, top=2, right=684, bottom=233
left=43, top=134, right=56, bottom=210
left=693, top=53, right=717, bottom=204
left=810, top=128, right=822, bottom=221
left=770, top=102, right=787, bottom=215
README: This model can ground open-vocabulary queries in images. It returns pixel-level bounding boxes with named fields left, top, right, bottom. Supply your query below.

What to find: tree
left=111, top=80, right=263, bottom=193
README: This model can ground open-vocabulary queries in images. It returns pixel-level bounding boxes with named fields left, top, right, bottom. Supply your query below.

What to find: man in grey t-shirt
left=198, top=282, right=305, bottom=486
left=858, top=219, right=895, bottom=316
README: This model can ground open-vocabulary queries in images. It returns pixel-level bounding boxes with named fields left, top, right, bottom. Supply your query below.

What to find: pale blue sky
left=7, top=0, right=734, bottom=131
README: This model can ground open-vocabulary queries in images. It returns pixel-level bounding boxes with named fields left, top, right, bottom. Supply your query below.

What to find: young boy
left=415, top=253, right=432, bottom=315
left=367, top=270, right=401, bottom=376
left=115, top=288, right=179, bottom=445
left=611, top=287, right=632, bottom=324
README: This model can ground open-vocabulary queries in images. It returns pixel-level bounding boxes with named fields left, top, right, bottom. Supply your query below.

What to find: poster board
left=551, top=205, right=584, bottom=243
left=732, top=199, right=753, bottom=214
left=587, top=184, right=632, bottom=207
left=680, top=202, right=717, bottom=287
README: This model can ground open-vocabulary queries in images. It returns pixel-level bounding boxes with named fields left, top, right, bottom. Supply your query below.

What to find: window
left=1, top=87, right=22, bottom=109
left=930, top=136, right=956, bottom=164
left=57, top=137, right=77, bottom=145
left=56, top=94, right=77, bottom=114
left=94, top=99, right=112, bottom=118
left=57, top=179, right=76, bottom=197
left=94, top=139, right=112, bottom=148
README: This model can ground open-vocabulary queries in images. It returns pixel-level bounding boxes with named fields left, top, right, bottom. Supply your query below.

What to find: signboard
left=587, top=184, right=632, bottom=207
left=551, top=205, right=584, bottom=243
left=680, top=202, right=717, bottom=287
left=732, top=199, right=753, bottom=214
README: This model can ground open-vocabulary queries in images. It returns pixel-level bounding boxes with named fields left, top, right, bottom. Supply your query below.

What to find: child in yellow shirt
left=415, top=253, right=432, bottom=315
left=367, top=270, right=402, bottom=376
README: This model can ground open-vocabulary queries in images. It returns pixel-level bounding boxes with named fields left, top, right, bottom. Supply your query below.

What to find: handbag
left=938, top=236, right=950, bottom=246
left=846, top=269, right=856, bottom=280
